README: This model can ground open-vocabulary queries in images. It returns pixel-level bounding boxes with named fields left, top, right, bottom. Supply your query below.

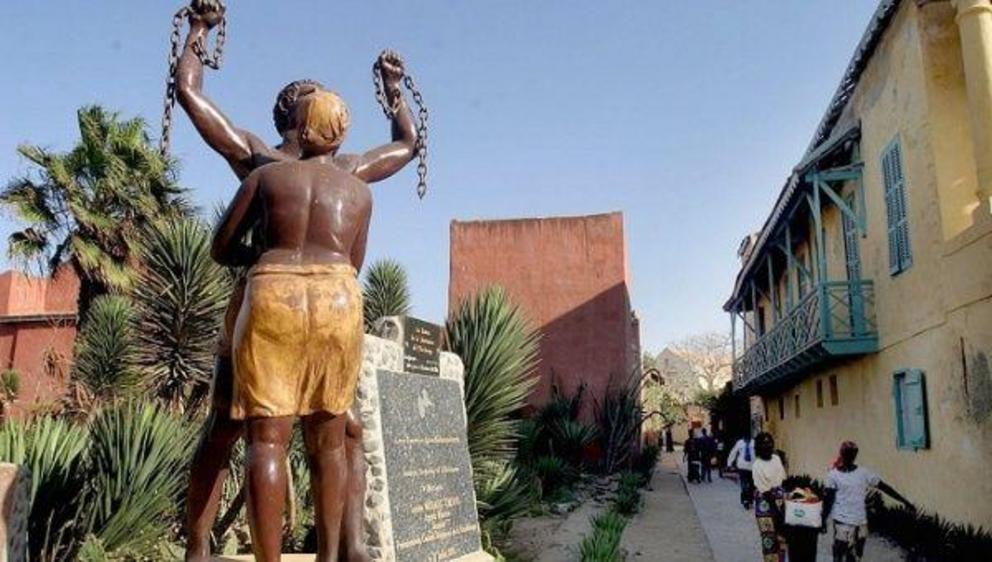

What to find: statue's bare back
left=251, top=159, right=372, bottom=269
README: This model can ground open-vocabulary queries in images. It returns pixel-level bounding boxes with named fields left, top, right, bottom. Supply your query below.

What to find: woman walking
left=726, top=433, right=756, bottom=509
left=752, top=432, right=788, bottom=562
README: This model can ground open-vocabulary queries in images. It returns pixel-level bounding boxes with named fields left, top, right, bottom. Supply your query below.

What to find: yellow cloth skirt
left=231, top=263, right=363, bottom=419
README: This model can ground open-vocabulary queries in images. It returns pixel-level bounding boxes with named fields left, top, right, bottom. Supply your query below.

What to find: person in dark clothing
left=683, top=435, right=702, bottom=483
left=699, top=428, right=715, bottom=483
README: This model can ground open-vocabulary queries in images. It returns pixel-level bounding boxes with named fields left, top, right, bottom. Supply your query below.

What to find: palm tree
left=0, top=105, right=189, bottom=319
left=362, top=258, right=412, bottom=331
left=133, top=218, right=231, bottom=412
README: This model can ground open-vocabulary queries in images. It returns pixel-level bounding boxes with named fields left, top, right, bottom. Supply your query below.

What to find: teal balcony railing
left=733, top=280, right=878, bottom=391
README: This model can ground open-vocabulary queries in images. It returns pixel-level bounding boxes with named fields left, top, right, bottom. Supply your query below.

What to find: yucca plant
left=534, top=455, right=571, bottom=497
left=0, top=105, right=189, bottom=319
left=595, top=371, right=647, bottom=474
left=551, top=419, right=598, bottom=467
left=446, top=286, right=539, bottom=481
left=0, top=417, right=89, bottom=561
left=133, top=218, right=231, bottom=412
left=78, top=401, right=195, bottom=556
left=72, top=295, right=142, bottom=402
left=362, top=258, right=412, bottom=332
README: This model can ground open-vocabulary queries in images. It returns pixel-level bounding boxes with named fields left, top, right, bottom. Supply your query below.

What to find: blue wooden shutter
left=893, top=370, right=929, bottom=450
left=882, top=140, right=912, bottom=274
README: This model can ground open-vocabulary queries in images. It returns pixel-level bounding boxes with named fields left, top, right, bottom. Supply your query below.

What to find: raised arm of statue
left=353, top=50, right=419, bottom=184
left=212, top=171, right=260, bottom=266
left=176, top=0, right=262, bottom=180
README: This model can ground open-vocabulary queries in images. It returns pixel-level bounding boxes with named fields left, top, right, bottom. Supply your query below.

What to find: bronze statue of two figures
left=164, top=1, right=429, bottom=561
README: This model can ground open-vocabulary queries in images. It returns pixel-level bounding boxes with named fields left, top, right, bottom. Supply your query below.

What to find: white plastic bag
left=785, top=498, right=823, bottom=528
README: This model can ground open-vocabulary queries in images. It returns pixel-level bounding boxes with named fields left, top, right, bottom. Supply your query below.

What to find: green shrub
left=618, top=470, right=645, bottom=491
left=0, top=369, right=20, bottom=402
left=613, top=487, right=641, bottom=516
left=579, top=511, right=628, bottom=562
left=633, top=445, right=660, bottom=480
left=476, top=461, right=537, bottom=534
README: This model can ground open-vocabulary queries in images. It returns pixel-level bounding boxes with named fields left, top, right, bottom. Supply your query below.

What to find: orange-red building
left=0, top=268, right=79, bottom=415
left=449, top=212, right=641, bottom=420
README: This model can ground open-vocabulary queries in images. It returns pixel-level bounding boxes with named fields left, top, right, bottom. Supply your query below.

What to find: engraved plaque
left=378, top=370, right=483, bottom=561
left=403, top=316, right=442, bottom=376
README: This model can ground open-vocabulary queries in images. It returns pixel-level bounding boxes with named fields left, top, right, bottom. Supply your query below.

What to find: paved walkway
left=622, top=452, right=714, bottom=561
left=673, top=452, right=905, bottom=562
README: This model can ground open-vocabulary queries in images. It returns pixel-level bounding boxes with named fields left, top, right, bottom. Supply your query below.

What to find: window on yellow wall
left=794, top=394, right=801, bottom=418
left=894, top=370, right=930, bottom=450
left=778, top=396, right=785, bottom=420
left=829, top=375, right=839, bottom=406
left=882, top=139, right=913, bottom=275
left=816, top=379, right=824, bottom=408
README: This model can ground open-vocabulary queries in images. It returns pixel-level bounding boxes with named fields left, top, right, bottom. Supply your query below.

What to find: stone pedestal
left=356, top=334, right=492, bottom=562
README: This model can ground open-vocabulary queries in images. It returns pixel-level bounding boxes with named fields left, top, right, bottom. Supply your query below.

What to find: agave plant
left=446, top=286, right=540, bottom=528
left=446, top=286, right=539, bottom=478
left=133, top=218, right=231, bottom=412
left=78, top=401, right=195, bottom=555
left=72, top=295, right=142, bottom=402
left=0, top=417, right=89, bottom=561
left=362, top=258, right=412, bottom=332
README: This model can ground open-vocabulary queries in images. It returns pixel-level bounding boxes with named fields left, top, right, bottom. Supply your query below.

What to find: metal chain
left=161, top=2, right=227, bottom=157
left=373, top=56, right=430, bottom=199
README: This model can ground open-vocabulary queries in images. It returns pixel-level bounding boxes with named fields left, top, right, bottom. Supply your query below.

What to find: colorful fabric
left=754, top=487, right=787, bottom=562
left=231, top=263, right=363, bottom=419
left=832, top=521, right=868, bottom=561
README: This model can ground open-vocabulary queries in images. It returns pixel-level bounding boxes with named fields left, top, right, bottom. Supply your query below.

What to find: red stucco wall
left=449, top=212, right=640, bottom=420
left=0, top=268, right=79, bottom=415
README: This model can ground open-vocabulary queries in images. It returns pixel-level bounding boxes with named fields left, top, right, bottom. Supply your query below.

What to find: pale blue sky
left=0, top=1, right=879, bottom=353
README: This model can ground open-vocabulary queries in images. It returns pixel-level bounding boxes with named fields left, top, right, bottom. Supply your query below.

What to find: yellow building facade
left=725, top=0, right=992, bottom=527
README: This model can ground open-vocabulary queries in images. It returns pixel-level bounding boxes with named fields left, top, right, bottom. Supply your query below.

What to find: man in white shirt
left=822, top=441, right=914, bottom=562
left=726, top=434, right=756, bottom=509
